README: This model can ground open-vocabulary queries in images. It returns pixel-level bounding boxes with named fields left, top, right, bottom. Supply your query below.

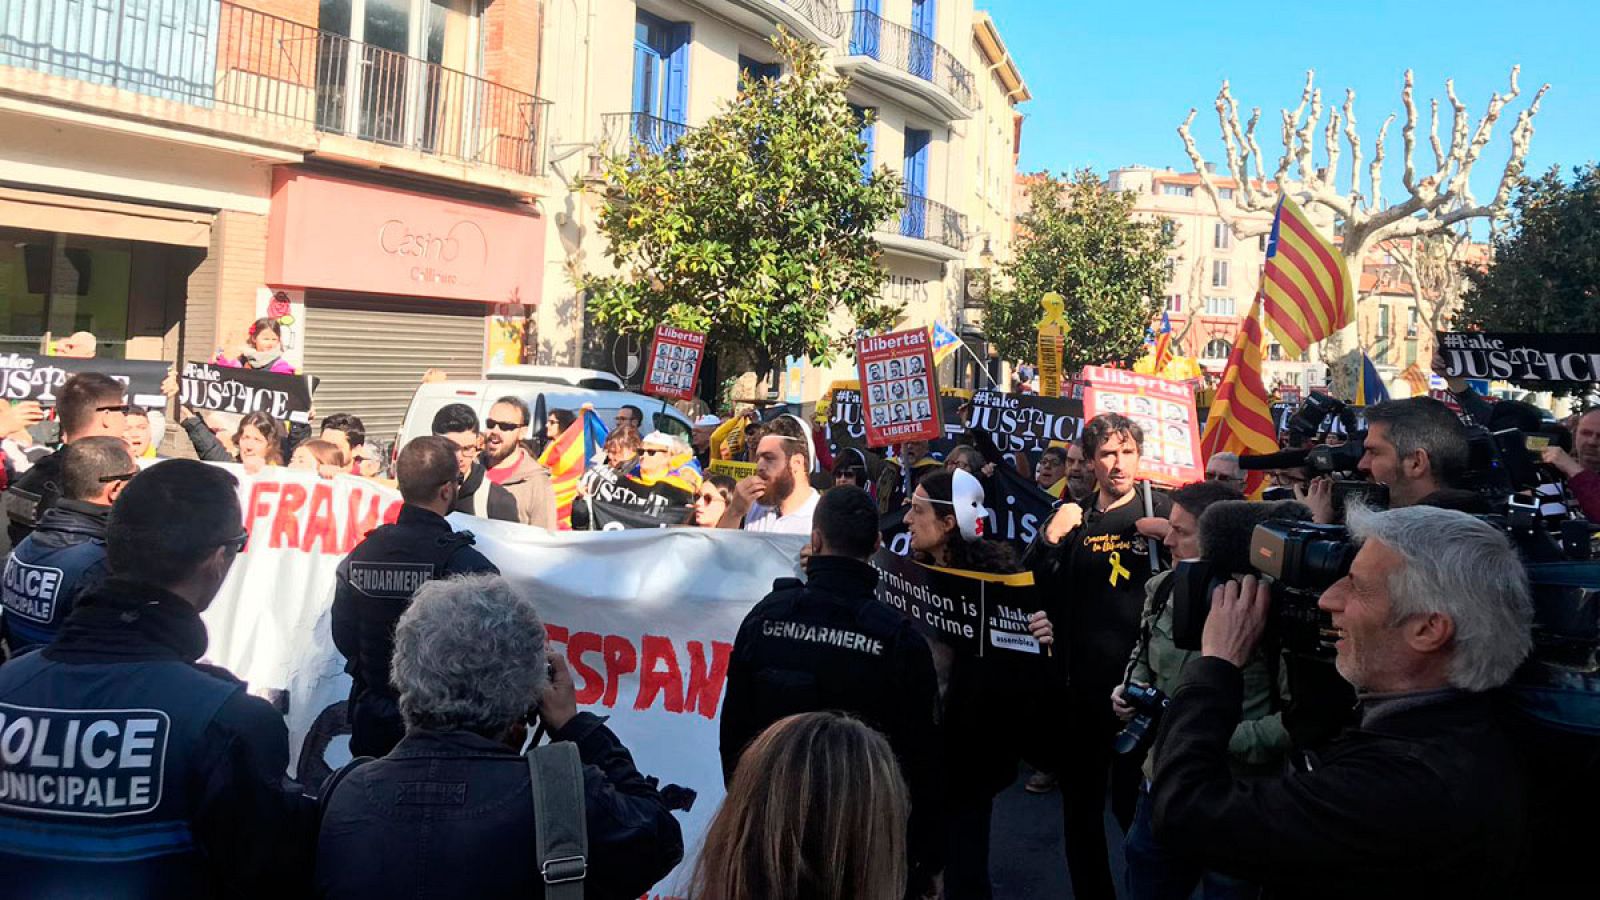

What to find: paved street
left=991, top=767, right=1128, bottom=900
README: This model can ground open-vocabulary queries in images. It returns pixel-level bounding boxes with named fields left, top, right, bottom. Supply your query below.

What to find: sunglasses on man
left=485, top=418, right=525, bottom=432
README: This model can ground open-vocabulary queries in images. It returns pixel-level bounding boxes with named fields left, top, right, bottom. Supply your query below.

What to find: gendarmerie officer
left=0, top=460, right=314, bottom=898
left=333, top=436, right=498, bottom=758
left=720, top=485, right=941, bottom=896
left=2, top=436, right=133, bottom=657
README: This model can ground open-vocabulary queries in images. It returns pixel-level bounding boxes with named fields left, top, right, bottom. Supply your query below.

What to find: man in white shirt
left=719, top=414, right=818, bottom=534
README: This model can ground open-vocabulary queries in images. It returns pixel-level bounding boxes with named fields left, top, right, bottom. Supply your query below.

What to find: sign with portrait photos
left=855, top=328, right=941, bottom=448
left=643, top=324, right=706, bottom=402
left=1080, top=365, right=1202, bottom=486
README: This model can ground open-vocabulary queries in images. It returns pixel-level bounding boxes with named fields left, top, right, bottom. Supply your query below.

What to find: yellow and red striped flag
left=1260, top=197, right=1354, bottom=356
left=1201, top=297, right=1277, bottom=497
left=538, top=405, right=608, bottom=530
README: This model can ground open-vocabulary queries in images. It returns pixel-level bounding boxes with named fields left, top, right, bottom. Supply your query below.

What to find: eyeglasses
left=98, top=471, right=139, bottom=484
left=485, top=419, right=524, bottom=432
left=694, top=492, right=721, bottom=504
left=220, top=531, right=249, bottom=554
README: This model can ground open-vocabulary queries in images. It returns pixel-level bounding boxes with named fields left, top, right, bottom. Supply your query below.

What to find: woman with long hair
left=902, top=468, right=1050, bottom=899
left=289, top=438, right=348, bottom=478
left=692, top=712, right=909, bottom=900
left=690, top=474, right=737, bottom=527
left=215, top=318, right=297, bottom=373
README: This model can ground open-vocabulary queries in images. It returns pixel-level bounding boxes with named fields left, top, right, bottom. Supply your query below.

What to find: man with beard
left=718, top=415, right=818, bottom=534
left=430, top=403, right=517, bottom=522
left=482, top=397, right=556, bottom=529
left=1064, top=440, right=1095, bottom=502
left=1026, top=413, right=1171, bottom=900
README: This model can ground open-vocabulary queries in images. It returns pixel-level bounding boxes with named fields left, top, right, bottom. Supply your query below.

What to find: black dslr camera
left=1172, top=521, right=1357, bottom=658
left=1112, top=683, right=1171, bottom=755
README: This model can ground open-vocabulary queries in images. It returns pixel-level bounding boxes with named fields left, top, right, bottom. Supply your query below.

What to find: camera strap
left=529, top=740, right=588, bottom=898
left=1124, top=574, right=1177, bottom=687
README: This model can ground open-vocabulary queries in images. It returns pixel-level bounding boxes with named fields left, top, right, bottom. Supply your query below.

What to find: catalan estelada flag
left=931, top=321, right=962, bottom=365
left=1200, top=296, right=1277, bottom=496
left=1261, top=197, right=1354, bottom=356
left=539, top=405, right=609, bottom=530
left=1356, top=352, right=1390, bottom=406
left=1152, top=312, right=1174, bottom=372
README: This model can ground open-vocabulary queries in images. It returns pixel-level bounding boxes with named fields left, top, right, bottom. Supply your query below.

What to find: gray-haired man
left=1150, top=505, right=1532, bottom=898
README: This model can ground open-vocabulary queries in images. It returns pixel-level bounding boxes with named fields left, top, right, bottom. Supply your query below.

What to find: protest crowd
left=1, top=312, right=1598, bottom=900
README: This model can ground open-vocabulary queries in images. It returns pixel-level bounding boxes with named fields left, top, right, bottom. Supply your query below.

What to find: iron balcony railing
left=845, top=8, right=975, bottom=111
left=602, top=111, right=692, bottom=158
left=889, top=191, right=969, bottom=253
left=779, top=0, right=846, bottom=38
left=0, top=0, right=550, bottom=176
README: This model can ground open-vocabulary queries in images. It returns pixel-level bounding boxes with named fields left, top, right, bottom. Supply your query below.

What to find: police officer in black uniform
left=720, top=485, right=942, bottom=895
left=2, top=436, right=133, bottom=657
left=333, top=435, right=498, bottom=758
left=3, top=372, right=130, bottom=553
left=0, top=459, right=314, bottom=898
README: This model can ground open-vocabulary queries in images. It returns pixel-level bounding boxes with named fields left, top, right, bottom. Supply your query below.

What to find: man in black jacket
left=0, top=459, right=314, bottom=898
left=317, top=573, right=683, bottom=899
left=721, top=485, right=942, bottom=894
left=1151, top=505, right=1533, bottom=899
left=430, top=402, right=519, bottom=521
left=4, top=372, right=129, bottom=550
left=2, top=436, right=133, bottom=656
left=333, top=436, right=498, bottom=757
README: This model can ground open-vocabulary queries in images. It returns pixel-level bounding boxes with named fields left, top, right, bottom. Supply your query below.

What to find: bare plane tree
left=1176, top=67, right=1546, bottom=390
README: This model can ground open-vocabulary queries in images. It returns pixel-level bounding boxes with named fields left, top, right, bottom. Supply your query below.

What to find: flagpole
left=958, top=341, right=1001, bottom=389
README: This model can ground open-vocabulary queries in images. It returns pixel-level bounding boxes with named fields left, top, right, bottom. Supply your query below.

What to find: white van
left=395, top=379, right=692, bottom=451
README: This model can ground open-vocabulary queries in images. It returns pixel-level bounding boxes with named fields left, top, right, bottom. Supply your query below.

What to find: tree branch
left=1368, top=114, right=1395, bottom=214
left=1429, top=98, right=1444, bottom=172
left=1343, top=89, right=1363, bottom=202
left=1400, top=70, right=1418, bottom=193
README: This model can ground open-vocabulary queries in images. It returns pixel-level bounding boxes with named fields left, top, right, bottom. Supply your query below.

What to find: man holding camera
left=1301, top=397, right=1470, bottom=523
left=1539, top=406, right=1600, bottom=520
left=1149, top=505, right=1533, bottom=898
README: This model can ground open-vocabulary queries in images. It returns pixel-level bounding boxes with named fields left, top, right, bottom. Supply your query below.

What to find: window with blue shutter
left=850, top=104, right=875, bottom=179
left=902, top=128, right=930, bottom=238
left=738, top=54, right=780, bottom=88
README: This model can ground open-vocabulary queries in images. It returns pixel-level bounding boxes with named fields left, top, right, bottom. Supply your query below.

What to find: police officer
left=2, top=436, right=133, bottom=657
left=333, top=435, right=498, bottom=758
left=4, top=372, right=130, bottom=552
left=720, top=485, right=942, bottom=895
left=0, top=459, right=313, bottom=898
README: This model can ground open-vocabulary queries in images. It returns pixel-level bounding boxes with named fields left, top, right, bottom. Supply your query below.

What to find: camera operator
left=1118, top=483, right=1298, bottom=900
left=1299, top=397, right=1469, bottom=524
left=1149, top=505, right=1533, bottom=898
left=1537, top=406, right=1600, bottom=521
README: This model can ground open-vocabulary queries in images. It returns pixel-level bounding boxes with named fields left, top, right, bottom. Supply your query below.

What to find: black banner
left=870, top=548, right=1042, bottom=657
left=179, top=362, right=318, bottom=424
left=0, top=353, right=168, bottom=408
left=1435, top=332, right=1600, bottom=387
left=579, top=470, right=693, bottom=530
left=962, top=390, right=1085, bottom=462
left=881, top=462, right=1054, bottom=556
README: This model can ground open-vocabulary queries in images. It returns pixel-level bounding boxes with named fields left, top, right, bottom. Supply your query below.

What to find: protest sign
left=179, top=361, right=318, bottom=424
left=869, top=549, right=1041, bottom=657
left=826, top=384, right=962, bottom=461
left=644, top=325, right=706, bottom=401
left=880, top=462, right=1052, bottom=555
left=1036, top=292, right=1068, bottom=397
left=856, top=328, right=940, bottom=447
left=0, top=352, right=167, bottom=408
left=1081, top=366, right=1202, bottom=485
left=1435, top=331, right=1600, bottom=388
left=709, top=459, right=755, bottom=479
left=199, top=464, right=805, bottom=898
left=574, top=468, right=693, bottom=531
left=962, top=389, right=1085, bottom=460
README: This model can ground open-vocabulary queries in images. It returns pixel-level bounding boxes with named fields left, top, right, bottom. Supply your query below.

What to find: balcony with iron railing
left=879, top=191, right=968, bottom=260
left=602, top=111, right=693, bottom=159
left=687, top=0, right=844, bottom=46
left=0, top=0, right=551, bottom=178
left=838, top=9, right=975, bottom=122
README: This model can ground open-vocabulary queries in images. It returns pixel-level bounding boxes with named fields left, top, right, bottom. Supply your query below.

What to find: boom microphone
left=1238, top=448, right=1312, bottom=471
left=1198, top=500, right=1313, bottom=576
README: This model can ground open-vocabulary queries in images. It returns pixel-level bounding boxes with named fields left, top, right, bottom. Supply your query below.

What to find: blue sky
left=984, top=0, right=1600, bottom=201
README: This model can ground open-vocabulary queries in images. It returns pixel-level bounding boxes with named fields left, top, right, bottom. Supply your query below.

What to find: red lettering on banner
left=246, top=482, right=279, bottom=543
left=685, top=640, right=733, bottom=719
left=602, top=635, right=637, bottom=708
left=302, top=484, right=340, bottom=553
left=566, top=631, right=604, bottom=705
left=270, top=484, right=308, bottom=549
left=636, top=635, right=685, bottom=713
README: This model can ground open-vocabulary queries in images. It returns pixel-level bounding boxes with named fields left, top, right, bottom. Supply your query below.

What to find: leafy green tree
left=584, top=33, right=903, bottom=378
left=983, top=171, right=1174, bottom=370
left=1458, top=164, right=1600, bottom=334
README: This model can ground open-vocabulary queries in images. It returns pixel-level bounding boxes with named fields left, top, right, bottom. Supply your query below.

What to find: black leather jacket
left=316, top=714, right=684, bottom=900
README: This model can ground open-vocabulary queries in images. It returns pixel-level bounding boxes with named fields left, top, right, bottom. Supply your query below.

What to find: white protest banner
left=198, top=464, right=803, bottom=898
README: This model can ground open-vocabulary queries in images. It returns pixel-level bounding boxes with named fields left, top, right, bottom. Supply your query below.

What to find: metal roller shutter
left=303, top=295, right=486, bottom=444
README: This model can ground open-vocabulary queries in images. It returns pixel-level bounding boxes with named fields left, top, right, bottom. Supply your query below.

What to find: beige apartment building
left=1107, top=166, right=1325, bottom=393
left=534, top=0, right=1029, bottom=401
left=2, top=0, right=557, bottom=438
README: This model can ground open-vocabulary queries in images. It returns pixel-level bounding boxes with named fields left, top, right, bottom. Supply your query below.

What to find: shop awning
left=0, top=186, right=212, bottom=247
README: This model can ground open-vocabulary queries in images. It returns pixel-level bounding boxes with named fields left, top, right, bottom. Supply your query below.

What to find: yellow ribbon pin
left=1108, top=551, right=1132, bottom=587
